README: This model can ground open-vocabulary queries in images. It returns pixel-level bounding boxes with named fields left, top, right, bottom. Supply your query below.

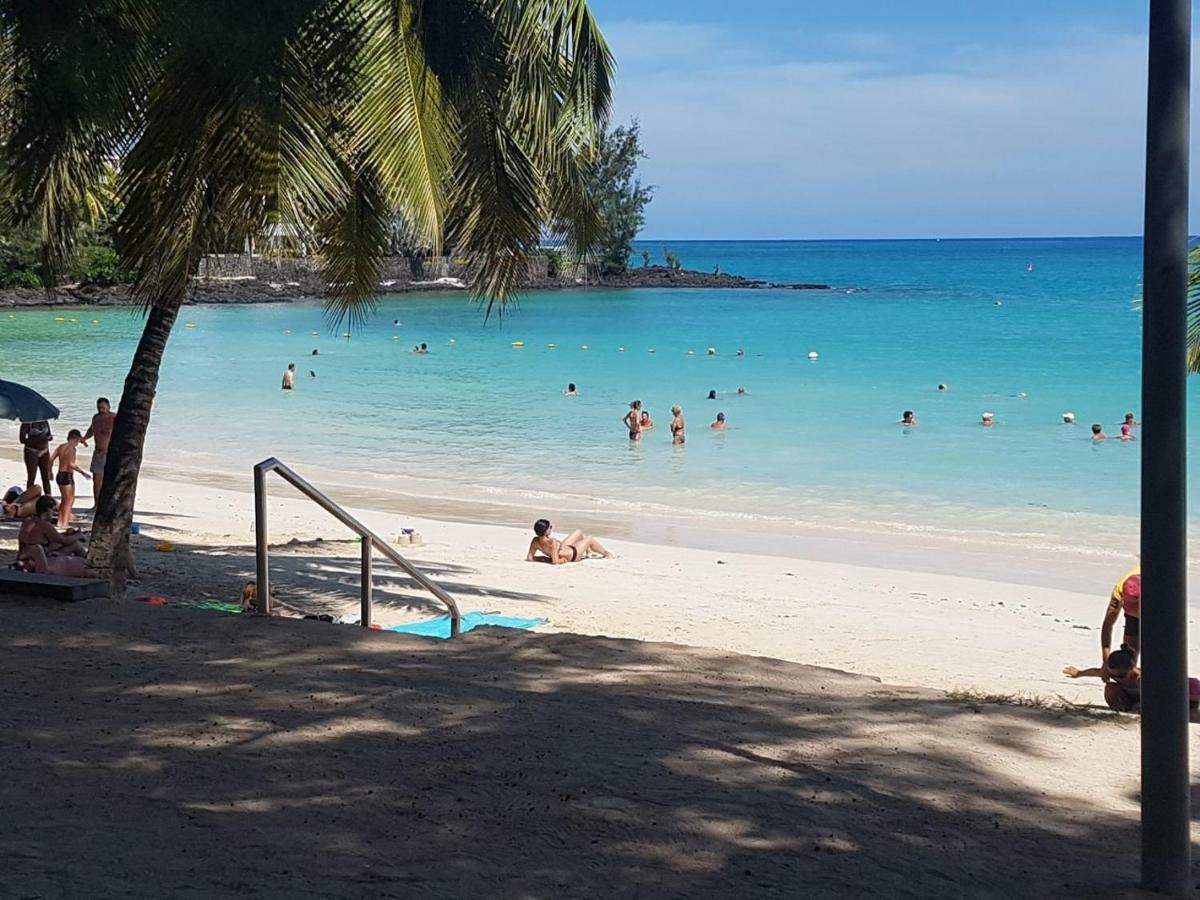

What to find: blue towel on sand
left=388, top=612, right=546, bottom=640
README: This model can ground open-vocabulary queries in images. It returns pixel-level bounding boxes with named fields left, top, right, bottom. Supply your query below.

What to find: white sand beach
left=1, top=457, right=1183, bottom=705
left=3, top=457, right=1199, bottom=898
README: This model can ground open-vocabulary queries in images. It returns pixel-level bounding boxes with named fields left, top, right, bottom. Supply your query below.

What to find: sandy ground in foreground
left=0, top=597, right=1190, bottom=900
left=0, top=468, right=1184, bottom=705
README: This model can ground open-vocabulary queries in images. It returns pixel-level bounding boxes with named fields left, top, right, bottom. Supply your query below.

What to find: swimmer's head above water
left=707, top=390, right=717, bottom=400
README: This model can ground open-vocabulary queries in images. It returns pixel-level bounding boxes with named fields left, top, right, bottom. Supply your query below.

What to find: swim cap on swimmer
left=1063, top=412, right=1075, bottom=423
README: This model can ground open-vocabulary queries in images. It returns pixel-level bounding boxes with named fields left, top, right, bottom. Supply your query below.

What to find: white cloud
left=606, top=21, right=1159, bottom=238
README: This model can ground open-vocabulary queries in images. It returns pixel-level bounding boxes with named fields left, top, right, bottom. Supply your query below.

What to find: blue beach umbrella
left=0, top=379, right=60, bottom=422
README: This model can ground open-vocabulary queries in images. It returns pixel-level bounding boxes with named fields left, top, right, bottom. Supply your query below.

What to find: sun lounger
left=0, top=570, right=109, bottom=601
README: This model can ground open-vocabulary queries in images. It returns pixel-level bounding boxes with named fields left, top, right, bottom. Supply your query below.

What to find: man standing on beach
left=83, top=397, right=115, bottom=509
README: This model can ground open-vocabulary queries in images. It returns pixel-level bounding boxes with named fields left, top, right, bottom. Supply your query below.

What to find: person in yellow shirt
left=1101, top=566, right=1141, bottom=666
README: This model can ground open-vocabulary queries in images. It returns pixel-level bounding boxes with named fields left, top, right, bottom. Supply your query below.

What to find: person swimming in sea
left=736, top=386, right=747, bottom=396
left=980, top=412, right=994, bottom=427
left=1092, top=423, right=1107, bottom=442
left=707, top=390, right=717, bottom=400
left=526, top=519, right=613, bottom=564
left=711, top=412, right=727, bottom=430
left=1120, top=423, right=1135, bottom=442
left=639, top=410, right=654, bottom=430
left=899, top=410, right=918, bottom=426
left=564, top=383, right=578, bottom=396
left=623, top=401, right=642, bottom=441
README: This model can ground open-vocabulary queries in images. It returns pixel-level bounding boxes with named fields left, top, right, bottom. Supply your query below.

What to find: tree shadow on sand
left=1, top=601, right=1192, bottom=899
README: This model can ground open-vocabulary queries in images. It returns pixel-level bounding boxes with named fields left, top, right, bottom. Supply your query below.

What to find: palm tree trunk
left=88, top=298, right=183, bottom=596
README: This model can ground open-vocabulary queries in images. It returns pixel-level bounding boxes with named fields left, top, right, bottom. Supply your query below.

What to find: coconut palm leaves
left=2, top=0, right=613, bottom=317
left=0, top=0, right=614, bottom=591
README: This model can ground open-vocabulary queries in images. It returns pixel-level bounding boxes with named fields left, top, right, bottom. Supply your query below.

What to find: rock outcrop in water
left=0, top=263, right=832, bottom=308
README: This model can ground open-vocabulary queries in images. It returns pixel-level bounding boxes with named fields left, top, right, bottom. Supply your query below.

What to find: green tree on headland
left=585, top=120, right=654, bottom=274
left=1, top=0, right=613, bottom=594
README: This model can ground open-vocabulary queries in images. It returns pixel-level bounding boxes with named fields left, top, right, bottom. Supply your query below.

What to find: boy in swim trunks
left=51, top=429, right=91, bottom=528
left=623, top=401, right=642, bottom=441
left=1101, top=567, right=1141, bottom=664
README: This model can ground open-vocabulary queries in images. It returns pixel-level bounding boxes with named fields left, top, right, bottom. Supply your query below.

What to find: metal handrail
left=253, top=457, right=461, bottom=637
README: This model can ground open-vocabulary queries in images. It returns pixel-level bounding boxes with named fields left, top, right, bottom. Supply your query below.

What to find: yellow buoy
left=54, top=316, right=65, bottom=322
left=156, top=541, right=175, bottom=553
left=512, top=341, right=525, bottom=348
left=184, top=323, right=196, bottom=328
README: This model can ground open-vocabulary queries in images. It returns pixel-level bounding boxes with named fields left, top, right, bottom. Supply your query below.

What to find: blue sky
left=590, top=1, right=1176, bottom=239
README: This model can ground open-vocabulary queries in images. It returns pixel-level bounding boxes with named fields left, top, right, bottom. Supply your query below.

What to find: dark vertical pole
left=1141, top=0, right=1190, bottom=894
left=361, top=539, right=373, bottom=629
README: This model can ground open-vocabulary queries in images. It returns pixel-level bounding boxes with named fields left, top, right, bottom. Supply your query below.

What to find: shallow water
left=0, top=236, right=1178, bottom=557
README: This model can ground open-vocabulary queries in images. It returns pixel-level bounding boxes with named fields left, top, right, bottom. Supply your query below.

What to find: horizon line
left=634, top=234, right=1160, bottom=244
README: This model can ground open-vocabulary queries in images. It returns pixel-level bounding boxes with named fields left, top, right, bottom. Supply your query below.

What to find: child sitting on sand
left=1064, top=648, right=1200, bottom=721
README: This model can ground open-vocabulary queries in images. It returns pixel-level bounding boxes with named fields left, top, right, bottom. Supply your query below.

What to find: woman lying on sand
left=3, top=484, right=44, bottom=518
left=526, top=519, right=613, bottom=564
left=16, top=496, right=95, bottom=577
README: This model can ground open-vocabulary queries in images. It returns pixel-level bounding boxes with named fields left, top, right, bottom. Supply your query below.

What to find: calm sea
left=0, top=237, right=1173, bottom=556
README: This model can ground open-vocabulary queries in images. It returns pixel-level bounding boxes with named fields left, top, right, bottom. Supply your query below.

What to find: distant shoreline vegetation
left=0, top=255, right=833, bottom=309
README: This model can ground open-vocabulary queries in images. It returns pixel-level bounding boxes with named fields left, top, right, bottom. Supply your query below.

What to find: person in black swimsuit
left=525, top=519, right=613, bottom=564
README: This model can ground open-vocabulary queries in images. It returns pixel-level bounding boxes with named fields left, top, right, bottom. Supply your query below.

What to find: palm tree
left=1187, top=246, right=1200, bottom=373
left=1, top=0, right=613, bottom=594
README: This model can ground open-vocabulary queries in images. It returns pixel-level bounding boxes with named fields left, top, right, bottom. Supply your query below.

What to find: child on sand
left=1064, top=648, right=1200, bottom=722
left=51, top=429, right=91, bottom=528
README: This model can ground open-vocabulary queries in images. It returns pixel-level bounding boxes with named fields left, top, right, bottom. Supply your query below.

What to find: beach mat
left=388, top=612, right=546, bottom=640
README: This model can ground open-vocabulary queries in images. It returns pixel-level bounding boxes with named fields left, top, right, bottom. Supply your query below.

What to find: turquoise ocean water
left=0, top=237, right=1175, bottom=556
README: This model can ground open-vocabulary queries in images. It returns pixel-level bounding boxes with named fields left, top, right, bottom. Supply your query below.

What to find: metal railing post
left=253, top=463, right=271, bottom=616
left=361, top=539, right=373, bottom=628
left=251, top=458, right=460, bottom=636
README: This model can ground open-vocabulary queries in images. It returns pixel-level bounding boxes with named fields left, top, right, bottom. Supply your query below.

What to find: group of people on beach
left=7, top=397, right=115, bottom=578
left=1061, top=566, right=1200, bottom=720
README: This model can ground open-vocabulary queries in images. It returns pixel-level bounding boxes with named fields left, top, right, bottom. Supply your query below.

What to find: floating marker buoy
left=184, top=323, right=196, bottom=328
left=687, top=350, right=695, bottom=356
left=808, top=351, right=819, bottom=360
left=91, top=320, right=98, bottom=324
left=54, top=316, right=65, bottom=322
left=707, top=347, right=716, bottom=356
left=547, top=342, right=556, bottom=349
left=69, top=318, right=77, bottom=323
left=618, top=347, right=625, bottom=352
left=648, top=349, right=656, bottom=353
left=285, top=329, right=291, bottom=334
left=994, top=300, right=1002, bottom=306
left=342, top=332, right=352, bottom=338
left=581, top=344, right=589, bottom=351
left=449, top=338, right=456, bottom=344
left=512, top=341, right=525, bottom=348
left=310, top=331, right=319, bottom=336
left=392, top=335, right=399, bottom=341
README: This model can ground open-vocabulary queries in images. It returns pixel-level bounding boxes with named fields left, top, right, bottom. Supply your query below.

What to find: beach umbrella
left=0, top=379, right=60, bottom=422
